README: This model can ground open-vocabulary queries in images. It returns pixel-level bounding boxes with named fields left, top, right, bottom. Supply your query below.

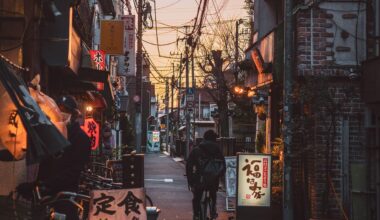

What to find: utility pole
left=171, top=64, right=175, bottom=148
left=177, top=54, right=182, bottom=139
left=165, top=79, right=169, bottom=152
left=191, top=46, right=196, bottom=142
left=171, top=64, right=175, bottom=115
left=185, top=43, right=190, bottom=159
left=283, top=0, right=294, bottom=218
left=135, top=0, right=143, bottom=153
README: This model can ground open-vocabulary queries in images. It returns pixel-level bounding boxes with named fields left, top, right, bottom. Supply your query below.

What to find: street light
left=86, top=105, right=93, bottom=112
left=233, top=85, right=245, bottom=95
left=247, top=89, right=256, bottom=98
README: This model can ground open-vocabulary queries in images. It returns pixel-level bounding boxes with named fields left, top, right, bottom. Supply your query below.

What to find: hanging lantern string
left=0, top=53, right=29, bottom=72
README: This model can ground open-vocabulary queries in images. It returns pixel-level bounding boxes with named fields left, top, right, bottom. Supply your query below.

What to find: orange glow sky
left=137, top=0, right=249, bottom=99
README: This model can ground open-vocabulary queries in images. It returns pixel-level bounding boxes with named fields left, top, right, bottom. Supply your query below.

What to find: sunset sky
left=134, top=0, right=249, bottom=99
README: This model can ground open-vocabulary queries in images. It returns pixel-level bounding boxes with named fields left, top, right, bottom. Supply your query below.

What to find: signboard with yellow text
left=100, top=20, right=124, bottom=55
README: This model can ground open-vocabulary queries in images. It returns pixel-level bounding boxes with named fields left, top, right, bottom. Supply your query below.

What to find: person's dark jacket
left=38, top=121, right=91, bottom=194
left=186, top=140, right=226, bottom=191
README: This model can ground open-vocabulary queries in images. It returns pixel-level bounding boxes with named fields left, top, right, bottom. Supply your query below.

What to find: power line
left=142, top=39, right=177, bottom=46
left=156, top=0, right=183, bottom=10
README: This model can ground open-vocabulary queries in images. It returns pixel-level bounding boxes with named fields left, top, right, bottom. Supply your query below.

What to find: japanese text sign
left=100, top=20, right=124, bottom=55
left=152, top=131, right=160, bottom=142
left=81, top=118, right=100, bottom=150
left=117, top=15, right=136, bottom=76
left=225, top=156, right=237, bottom=198
left=89, top=188, right=147, bottom=220
left=237, top=154, right=271, bottom=207
left=90, top=50, right=106, bottom=70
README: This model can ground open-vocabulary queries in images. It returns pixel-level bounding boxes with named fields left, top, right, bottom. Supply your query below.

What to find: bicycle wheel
left=200, top=191, right=208, bottom=220
left=207, top=196, right=214, bottom=220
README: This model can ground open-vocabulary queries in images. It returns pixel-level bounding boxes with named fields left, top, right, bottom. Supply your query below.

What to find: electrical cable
left=156, top=0, right=183, bottom=10
left=153, top=0, right=161, bottom=55
left=189, top=0, right=203, bottom=36
left=144, top=28, right=177, bottom=35
left=142, top=39, right=177, bottom=46
left=120, top=0, right=132, bottom=15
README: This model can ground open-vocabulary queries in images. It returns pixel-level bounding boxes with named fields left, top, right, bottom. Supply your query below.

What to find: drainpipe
left=283, top=0, right=295, bottom=218
left=377, top=114, right=380, bottom=220
left=376, top=0, right=380, bottom=56
left=266, top=94, right=272, bottom=153
left=311, top=6, right=314, bottom=74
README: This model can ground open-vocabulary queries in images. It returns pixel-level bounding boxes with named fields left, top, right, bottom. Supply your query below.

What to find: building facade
left=245, top=0, right=380, bottom=219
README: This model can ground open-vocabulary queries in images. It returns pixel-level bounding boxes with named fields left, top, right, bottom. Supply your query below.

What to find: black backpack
left=198, top=149, right=225, bottom=189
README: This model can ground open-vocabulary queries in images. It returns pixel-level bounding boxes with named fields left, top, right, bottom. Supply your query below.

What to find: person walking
left=186, top=130, right=226, bottom=220
left=37, top=95, right=91, bottom=220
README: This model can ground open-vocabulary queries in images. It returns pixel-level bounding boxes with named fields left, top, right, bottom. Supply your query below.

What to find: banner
left=237, top=154, right=271, bottom=207
left=89, top=188, right=147, bottom=220
left=117, top=15, right=136, bottom=76
left=90, top=50, right=106, bottom=70
left=81, top=118, right=100, bottom=150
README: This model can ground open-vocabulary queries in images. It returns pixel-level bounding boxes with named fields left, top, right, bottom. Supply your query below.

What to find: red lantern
left=81, top=118, right=100, bottom=150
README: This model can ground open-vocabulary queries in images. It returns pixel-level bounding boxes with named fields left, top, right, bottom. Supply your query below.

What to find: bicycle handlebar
left=38, top=191, right=90, bottom=212
left=39, top=191, right=90, bottom=205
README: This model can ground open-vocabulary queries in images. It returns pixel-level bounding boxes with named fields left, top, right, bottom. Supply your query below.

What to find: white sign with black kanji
left=89, top=188, right=147, bottom=220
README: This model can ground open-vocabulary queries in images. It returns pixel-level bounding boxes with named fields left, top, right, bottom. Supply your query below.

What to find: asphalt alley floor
left=144, top=152, right=234, bottom=220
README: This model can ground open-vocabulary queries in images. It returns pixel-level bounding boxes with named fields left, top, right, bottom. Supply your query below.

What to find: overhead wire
left=142, top=39, right=178, bottom=46
left=156, top=0, right=183, bottom=10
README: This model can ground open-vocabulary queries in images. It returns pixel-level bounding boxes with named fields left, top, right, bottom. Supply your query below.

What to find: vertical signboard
left=100, top=20, right=124, bottom=55
left=236, top=153, right=272, bottom=220
left=90, top=50, right=106, bottom=90
left=89, top=188, right=147, bottom=220
left=225, top=156, right=237, bottom=211
left=147, top=130, right=160, bottom=153
left=90, top=50, right=106, bottom=70
left=117, top=15, right=136, bottom=76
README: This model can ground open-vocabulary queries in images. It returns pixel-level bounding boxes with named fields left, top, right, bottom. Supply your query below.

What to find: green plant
left=271, top=137, right=284, bottom=187
left=255, top=130, right=265, bottom=153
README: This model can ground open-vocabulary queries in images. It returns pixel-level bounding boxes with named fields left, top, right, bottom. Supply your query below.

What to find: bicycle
left=32, top=185, right=91, bottom=220
left=200, top=189, right=217, bottom=220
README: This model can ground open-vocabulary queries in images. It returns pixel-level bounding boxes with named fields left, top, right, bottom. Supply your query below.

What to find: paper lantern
left=81, top=118, right=99, bottom=150
left=0, top=87, right=27, bottom=160
left=29, top=88, right=68, bottom=138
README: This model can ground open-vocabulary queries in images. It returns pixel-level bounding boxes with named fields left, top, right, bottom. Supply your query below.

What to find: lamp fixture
left=86, top=105, right=93, bottom=112
left=233, top=85, right=245, bottom=95
left=247, top=89, right=256, bottom=98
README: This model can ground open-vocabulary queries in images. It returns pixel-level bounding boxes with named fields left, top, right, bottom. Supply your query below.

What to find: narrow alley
left=145, top=153, right=233, bottom=220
